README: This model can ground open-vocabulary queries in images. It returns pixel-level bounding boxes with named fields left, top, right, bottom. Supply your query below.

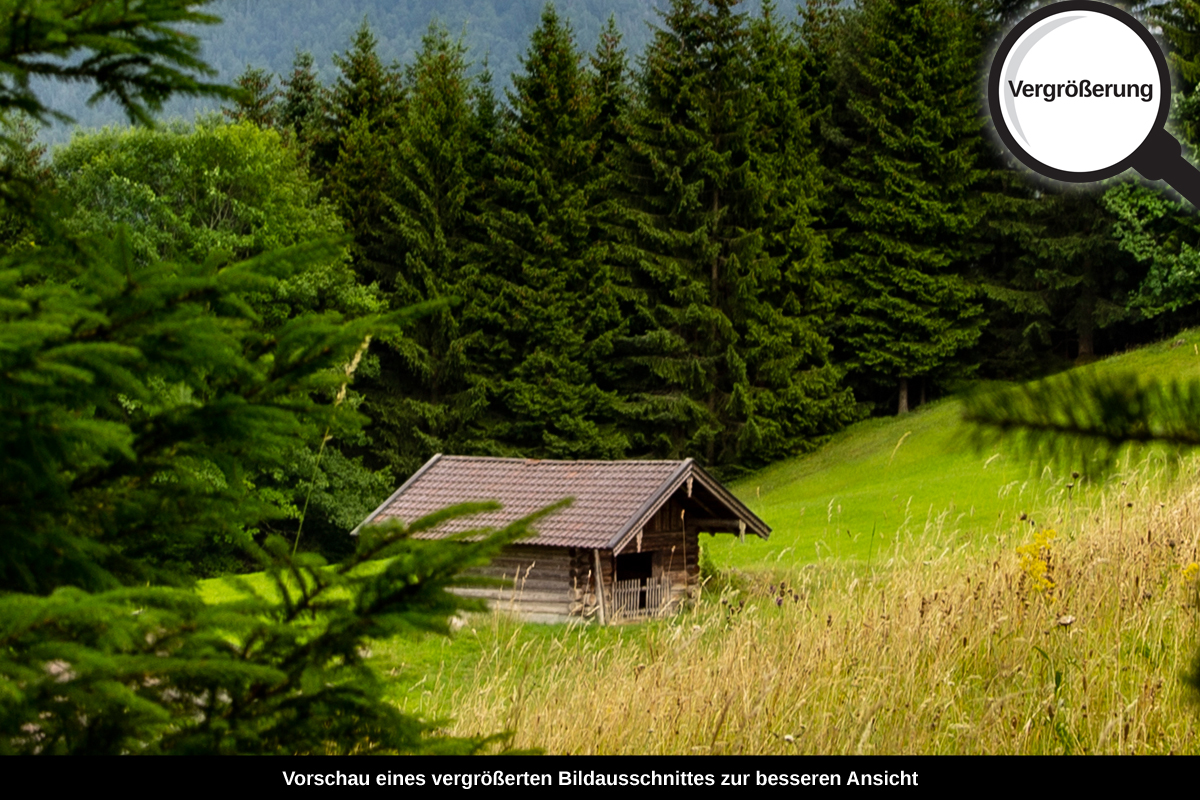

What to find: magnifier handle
left=1131, top=129, right=1200, bottom=208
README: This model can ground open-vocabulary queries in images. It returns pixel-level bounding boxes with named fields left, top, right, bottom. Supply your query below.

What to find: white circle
left=999, top=11, right=1161, bottom=173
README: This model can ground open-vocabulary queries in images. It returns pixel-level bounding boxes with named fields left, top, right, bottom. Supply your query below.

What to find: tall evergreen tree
left=223, top=65, right=279, bottom=129
left=361, top=24, right=488, bottom=476
left=468, top=4, right=628, bottom=459
left=325, top=20, right=405, bottom=284
left=588, top=15, right=632, bottom=173
left=1147, top=0, right=1200, bottom=150
left=832, top=0, right=987, bottom=414
left=328, top=19, right=403, bottom=136
left=279, top=50, right=327, bottom=169
left=617, top=0, right=853, bottom=470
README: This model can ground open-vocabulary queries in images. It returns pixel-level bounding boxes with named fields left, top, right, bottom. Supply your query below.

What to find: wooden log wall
left=452, top=545, right=576, bottom=622
left=449, top=491, right=709, bottom=624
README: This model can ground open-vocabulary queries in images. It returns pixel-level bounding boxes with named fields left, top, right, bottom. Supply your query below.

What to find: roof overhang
left=607, top=459, right=770, bottom=555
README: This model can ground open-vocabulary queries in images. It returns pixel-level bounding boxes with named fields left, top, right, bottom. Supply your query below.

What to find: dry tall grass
left=408, top=465, right=1200, bottom=754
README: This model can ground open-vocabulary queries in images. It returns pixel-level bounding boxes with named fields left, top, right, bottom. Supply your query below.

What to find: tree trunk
left=1076, top=262, right=1097, bottom=364
left=897, top=378, right=909, bottom=415
left=1077, top=325, right=1095, bottom=362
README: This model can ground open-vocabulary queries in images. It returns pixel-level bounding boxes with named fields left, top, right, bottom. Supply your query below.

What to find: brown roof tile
left=356, top=454, right=769, bottom=550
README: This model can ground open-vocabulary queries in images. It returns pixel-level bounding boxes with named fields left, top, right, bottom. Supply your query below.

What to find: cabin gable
left=355, top=455, right=769, bottom=623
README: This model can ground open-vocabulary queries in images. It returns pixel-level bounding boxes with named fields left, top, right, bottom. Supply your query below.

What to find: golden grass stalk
left=293, top=335, right=371, bottom=556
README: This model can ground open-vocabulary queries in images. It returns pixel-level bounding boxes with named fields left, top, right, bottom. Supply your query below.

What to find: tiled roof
left=356, top=454, right=768, bottom=550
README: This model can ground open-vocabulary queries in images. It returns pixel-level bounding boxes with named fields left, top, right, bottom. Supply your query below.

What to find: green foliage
left=1146, top=0, right=1200, bottom=151
left=329, top=19, right=404, bottom=133
left=0, top=0, right=234, bottom=125
left=223, top=65, right=281, bottom=129
left=0, top=502, right=557, bottom=754
left=617, top=0, right=854, bottom=470
left=588, top=15, right=632, bottom=173
left=51, top=120, right=378, bottom=323
left=832, top=0, right=986, bottom=413
left=0, top=1, right=558, bottom=757
left=1104, top=183, right=1200, bottom=321
left=468, top=4, right=629, bottom=460
left=0, top=223, right=407, bottom=589
left=1032, top=189, right=1140, bottom=361
left=323, top=21, right=405, bottom=280
left=279, top=50, right=327, bottom=171
left=358, top=24, right=491, bottom=476
left=964, top=370, right=1200, bottom=475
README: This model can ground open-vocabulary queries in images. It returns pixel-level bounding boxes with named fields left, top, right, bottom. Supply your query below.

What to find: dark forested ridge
left=29, top=0, right=1200, bottom=484
left=37, top=0, right=671, bottom=139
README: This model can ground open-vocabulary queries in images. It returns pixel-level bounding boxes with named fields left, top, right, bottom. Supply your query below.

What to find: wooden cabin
left=354, top=455, right=770, bottom=623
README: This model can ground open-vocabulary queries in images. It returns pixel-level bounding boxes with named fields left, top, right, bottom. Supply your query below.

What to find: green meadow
left=196, top=330, right=1200, bottom=754
left=712, top=328, right=1200, bottom=569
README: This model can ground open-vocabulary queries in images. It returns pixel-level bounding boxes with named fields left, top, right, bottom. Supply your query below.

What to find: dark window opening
left=616, top=551, right=653, bottom=581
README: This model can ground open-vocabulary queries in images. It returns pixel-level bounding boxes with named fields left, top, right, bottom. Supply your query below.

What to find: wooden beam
left=592, top=549, right=607, bottom=626
left=689, top=518, right=745, bottom=531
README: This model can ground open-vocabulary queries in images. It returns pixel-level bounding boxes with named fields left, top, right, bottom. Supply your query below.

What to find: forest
left=2, top=0, right=1199, bottom=754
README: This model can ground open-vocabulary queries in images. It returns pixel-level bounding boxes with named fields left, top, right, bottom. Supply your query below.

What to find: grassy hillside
left=373, top=333, right=1200, bottom=753
left=419, top=477, right=1200, bottom=754
left=196, top=330, right=1200, bottom=754
left=710, top=328, right=1200, bottom=571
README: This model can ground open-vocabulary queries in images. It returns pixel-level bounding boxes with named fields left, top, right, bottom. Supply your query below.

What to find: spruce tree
left=279, top=50, right=328, bottom=171
left=588, top=15, right=632, bottom=175
left=618, top=0, right=852, bottom=469
left=325, top=20, right=404, bottom=283
left=223, top=65, right=279, bottom=129
left=1147, top=0, right=1200, bottom=150
left=328, top=19, right=403, bottom=137
left=833, top=0, right=987, bottom=414
left=747, top=2, right=858, bottom=452
left=468, top=4, right=628, bottom=459
left=362, top=24, right=487, bottom=476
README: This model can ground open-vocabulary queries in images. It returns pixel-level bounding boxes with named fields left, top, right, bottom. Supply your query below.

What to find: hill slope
left=711, top=329, right=1200, bottom=569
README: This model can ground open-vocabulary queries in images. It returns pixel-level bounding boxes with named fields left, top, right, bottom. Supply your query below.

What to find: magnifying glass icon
left=989, top=0, right=1200, bottom=206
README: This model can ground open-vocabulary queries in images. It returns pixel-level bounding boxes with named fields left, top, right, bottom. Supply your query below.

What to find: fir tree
left=279, top=50, right=328, bottom=170
left=833, top=0, right=987, bottom=414
left=362, top=24, right=487, bottom=476
left=223, top=65, right=279, bottom=129
left=588, top=15, right=632, bottom=174
left=1147, top=0, right=1200, bottom=150
left=618, top=0, right=852, bottom=469
left=468, top=4, right=628, bottom=459
left=325, top=21, right=405, bottom=285
left=328, top=19, right=403, bottom=137
left=50, top=120, right=391, bottom=567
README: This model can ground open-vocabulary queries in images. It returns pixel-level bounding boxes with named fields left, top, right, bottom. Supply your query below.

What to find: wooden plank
left=449, top=587, right=574, bottom=603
